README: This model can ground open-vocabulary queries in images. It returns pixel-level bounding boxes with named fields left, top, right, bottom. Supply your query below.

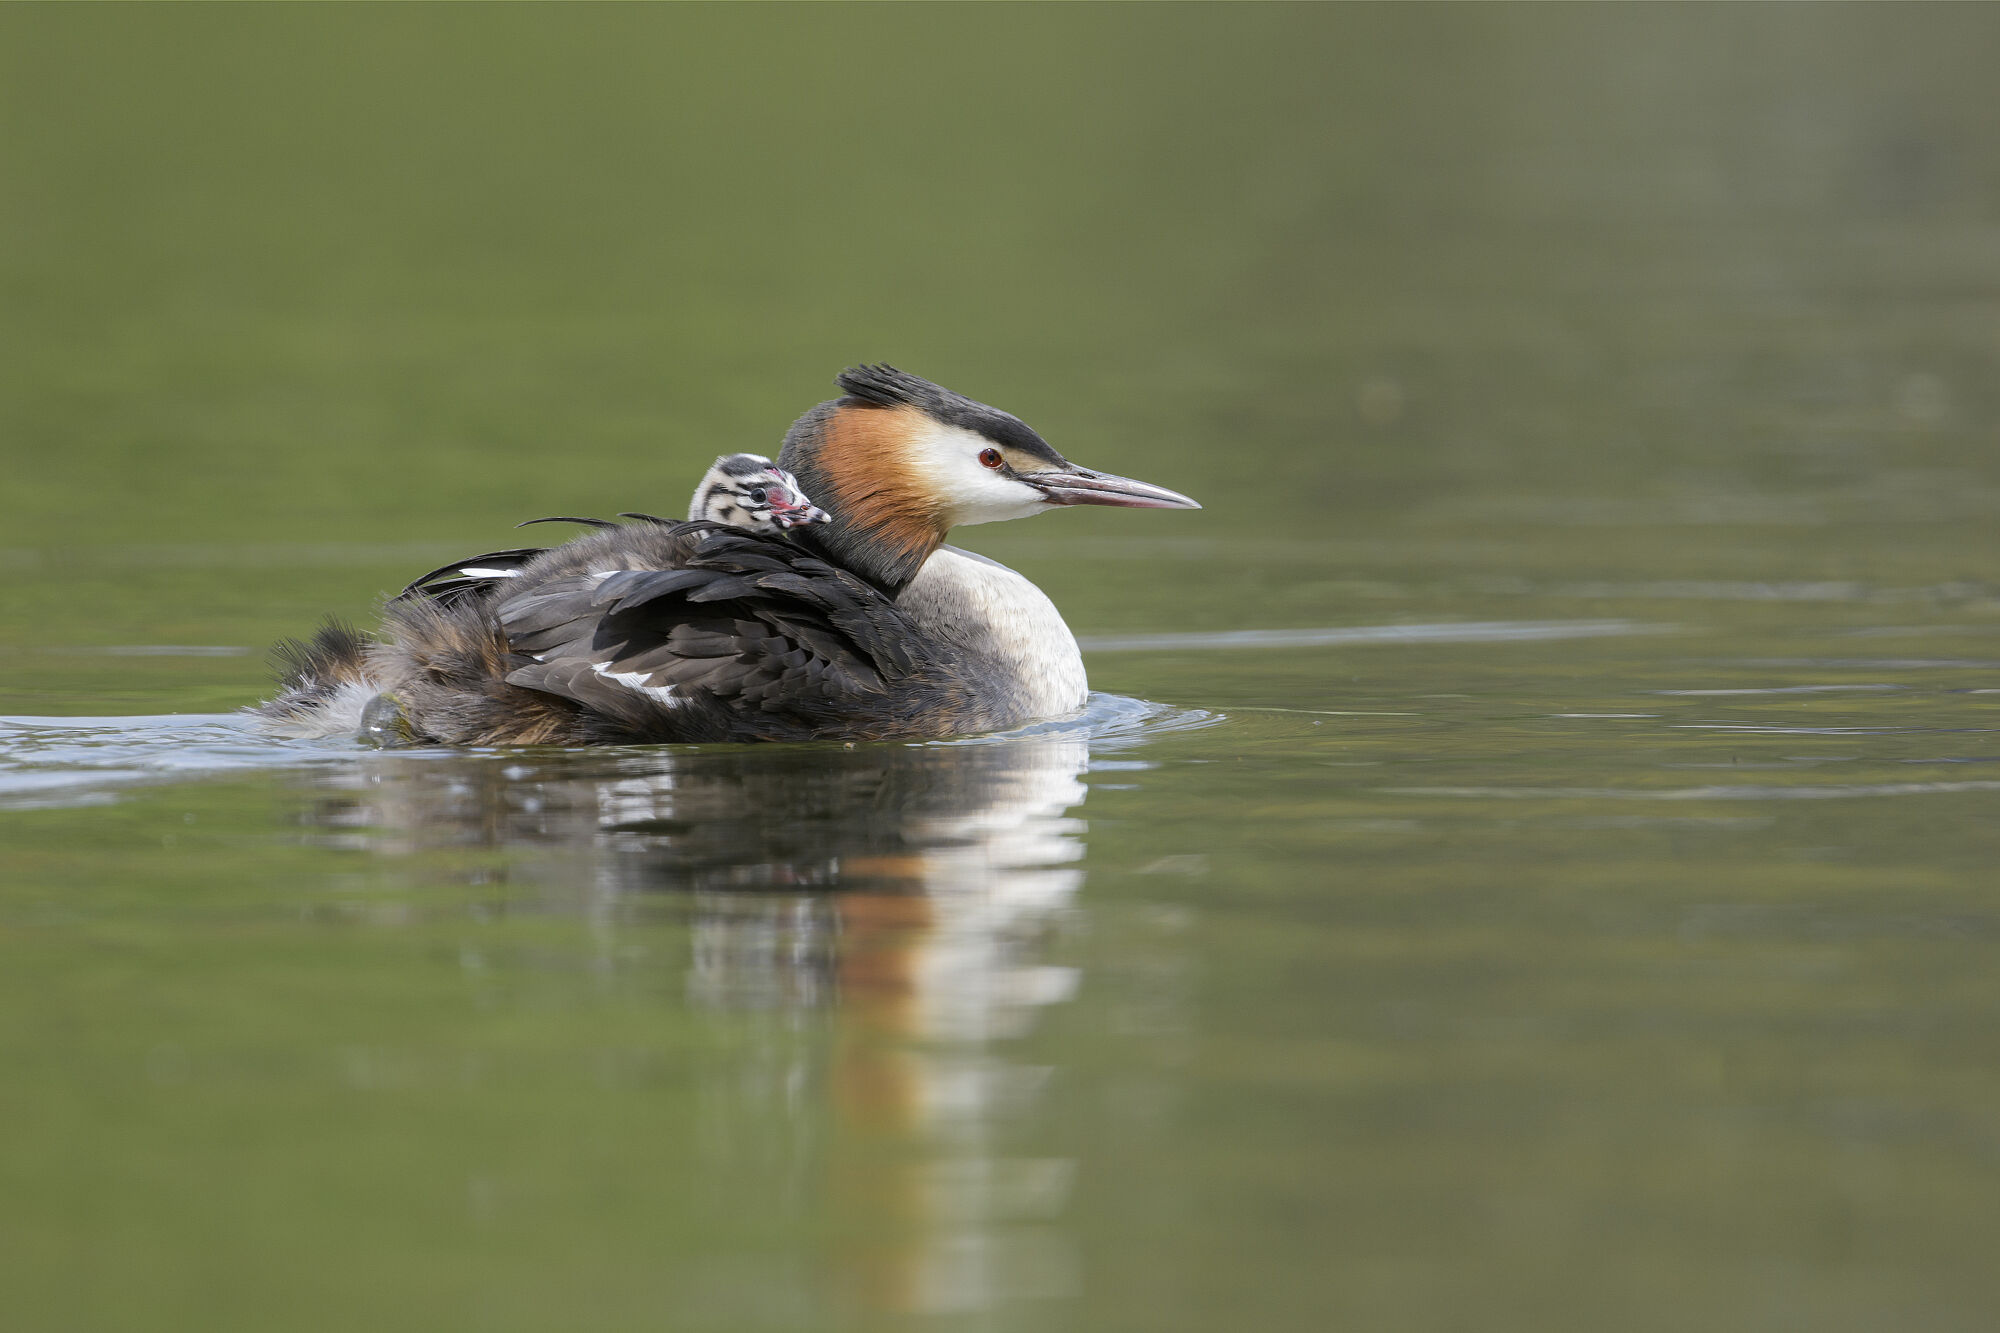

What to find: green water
left=5, top=7, right=2000, bottom=1330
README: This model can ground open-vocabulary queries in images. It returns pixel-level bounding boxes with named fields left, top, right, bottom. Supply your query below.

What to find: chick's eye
left=979, top=448, right=1004, bottom=469
left=747, top=488, right=767, bottom=504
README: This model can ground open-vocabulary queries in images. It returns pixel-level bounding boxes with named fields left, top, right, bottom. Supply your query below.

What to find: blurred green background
left=3, top=5, right=2000, bottom=696
left=7, top=5, right=1991, bottom=507
left=5, top=7, right=2000, bottom=1332
left=7, top=5, right=1997, bottom=671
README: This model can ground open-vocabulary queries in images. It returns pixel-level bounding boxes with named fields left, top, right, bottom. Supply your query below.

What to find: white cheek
left=911, top=423, right=1050, bottom=526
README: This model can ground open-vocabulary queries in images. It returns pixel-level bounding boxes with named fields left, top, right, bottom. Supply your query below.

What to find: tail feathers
left=376, top=595, right=587, bottom=745
left=256, top=619, right=383, bottom=738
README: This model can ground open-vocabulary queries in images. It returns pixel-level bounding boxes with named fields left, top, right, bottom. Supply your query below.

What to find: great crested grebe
left=259, top=366, right=1199, bottom=745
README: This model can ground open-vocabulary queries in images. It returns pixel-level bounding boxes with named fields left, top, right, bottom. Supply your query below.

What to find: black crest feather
left=835, top=363, right=938, bottom=410
left=832, top=363, right=1065, bottom=465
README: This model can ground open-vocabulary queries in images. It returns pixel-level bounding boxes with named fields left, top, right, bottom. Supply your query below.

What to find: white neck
left=896, top=546, right=1088, bottom=726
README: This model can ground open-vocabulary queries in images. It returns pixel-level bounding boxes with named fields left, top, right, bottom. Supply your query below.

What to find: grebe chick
left=371, top=453, right=829, bottom=612
left=259, top=365, right=1198, bottom=745
left=687, top=453, right=832, bottom=532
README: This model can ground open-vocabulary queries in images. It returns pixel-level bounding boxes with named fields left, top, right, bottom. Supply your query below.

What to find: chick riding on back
left=686, top=454, right=831, bottom=533
left=258, top=366, right=1198, bottom=745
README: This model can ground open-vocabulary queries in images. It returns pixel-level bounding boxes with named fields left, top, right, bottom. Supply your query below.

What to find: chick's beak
left=768, top=486, right=833, bottom=529
left=1023, top=465, right=1202, bottom=510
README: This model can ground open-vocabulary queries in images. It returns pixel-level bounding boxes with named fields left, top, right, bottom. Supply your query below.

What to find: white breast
left=897, top=546, right=1089, bottom=723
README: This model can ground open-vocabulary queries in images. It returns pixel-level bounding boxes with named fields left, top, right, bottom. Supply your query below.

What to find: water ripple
left=1656, top=685, right=1903, bottom=696
left=0, top=694, right=1215, bottom=812
left=1077, top=620, right=1667, bottom=652
left=1388, top=780, right=2000, bottom=802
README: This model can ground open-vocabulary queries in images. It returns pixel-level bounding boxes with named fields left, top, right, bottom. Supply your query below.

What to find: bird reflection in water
left=299, top=721, right=1114, bottom=1316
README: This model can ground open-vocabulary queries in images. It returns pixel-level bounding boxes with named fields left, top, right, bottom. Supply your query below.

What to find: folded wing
left=493, top=528, right=940, bottom=741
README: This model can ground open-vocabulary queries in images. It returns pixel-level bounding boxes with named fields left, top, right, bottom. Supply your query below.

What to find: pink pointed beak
left=767, top=484, right=833, bottom=529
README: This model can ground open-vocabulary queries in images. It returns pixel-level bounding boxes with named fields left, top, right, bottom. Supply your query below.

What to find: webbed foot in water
left=357, top=692, right=418, bottom=748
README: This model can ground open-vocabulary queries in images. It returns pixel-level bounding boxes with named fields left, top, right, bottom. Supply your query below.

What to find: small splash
left=0, top=713, right=365, bottom=812
left=0, top=693, right=1220, bottom=813
left=934, top=693, right=1221, bottom=753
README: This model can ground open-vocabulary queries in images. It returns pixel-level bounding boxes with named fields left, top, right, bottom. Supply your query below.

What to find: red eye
left=979, top=448, right=1003, bottom=469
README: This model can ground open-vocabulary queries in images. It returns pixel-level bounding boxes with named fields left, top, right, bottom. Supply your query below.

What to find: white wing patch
left=590, top=661, right=680, bottom=705
left=457, top=567, right=523, bottom=579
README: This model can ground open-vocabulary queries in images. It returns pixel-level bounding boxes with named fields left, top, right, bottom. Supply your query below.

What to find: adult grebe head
left=777, top=364, right=1200, bottom=591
